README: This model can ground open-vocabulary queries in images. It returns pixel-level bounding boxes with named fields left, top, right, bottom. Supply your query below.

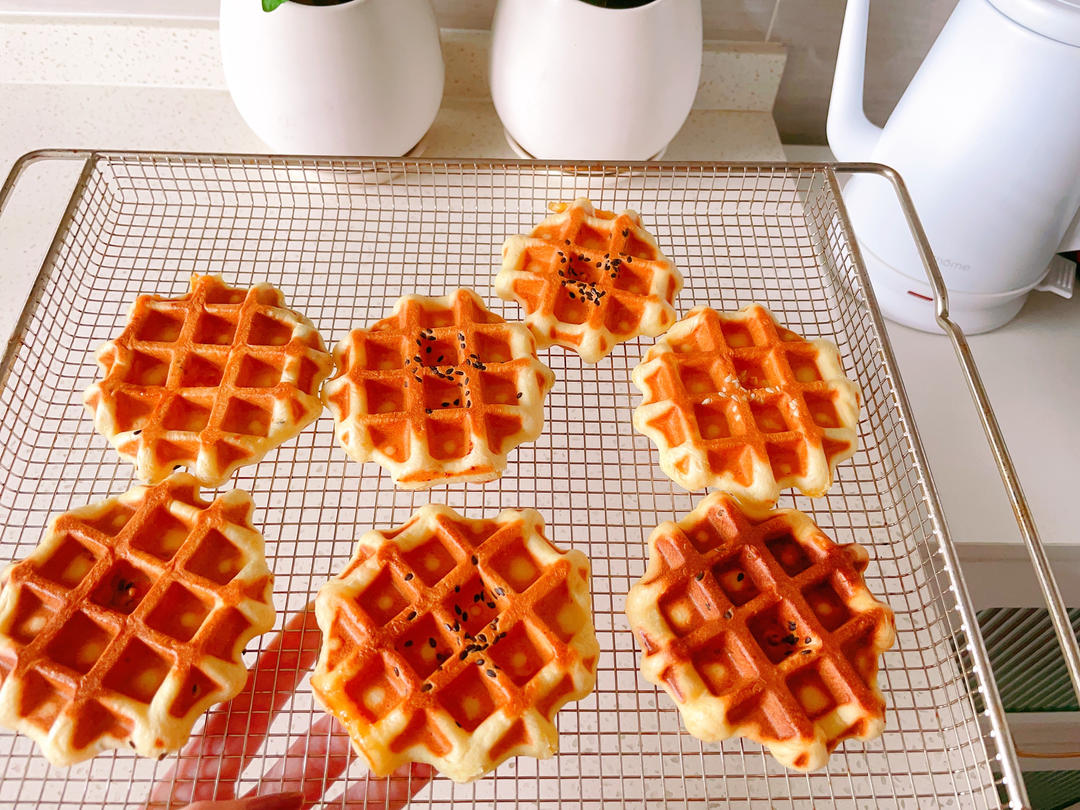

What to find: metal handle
left=837, top=163, right=1080, bottom=804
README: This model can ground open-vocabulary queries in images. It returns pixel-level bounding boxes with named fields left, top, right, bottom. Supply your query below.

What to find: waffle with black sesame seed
left=631, top=303, right=861, bottom=504
left=626, top=492, right=894, bottom=771
left=496, top=198, right=683, bottom=363
left=311, top=503, right=599, bottom=782
left=0, top=474, right=275, bottom=766
left=83, top=274, right=333, bottom=487
left=322, top=289, right=555, bottom=489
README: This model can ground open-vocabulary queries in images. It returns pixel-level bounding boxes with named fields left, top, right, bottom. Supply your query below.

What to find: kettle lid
left=987, top=0, right=1080, bottom=46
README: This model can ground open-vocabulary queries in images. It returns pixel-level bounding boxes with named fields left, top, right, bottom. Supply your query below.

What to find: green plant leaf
left=262, top=0, right=289, bottom=11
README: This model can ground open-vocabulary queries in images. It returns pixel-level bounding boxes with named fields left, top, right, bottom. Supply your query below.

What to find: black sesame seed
left=422, top=683, right=433, bottom=692
left=404, top=640, right=413, bottom=647
left=736, top=573, right=744, bottom=581
left=428, top=638, right=437, bottom=648
left=805, top=637, right=812, bottom=644
left=459, top=650, right=469, bottom=661
left=802, top=649, right=812, bottom=655
left=455, top=605, right=463, bottom=615
left=516, top=392, right=522, bottom=398
left=471, top=555, right=478, bottom=565
left=495, top=587, right=505, bottom=596
left=462, top=612, right=469, bottom=622
left=393, top=667, right=400, bottom=676
left=455, top=585, right=460, bottom=593
left=782, top=633, right=797, bottom=645
left=724, top=609, right=733, bottom=619
left=405, top=573, right=414, bottom=581
left=407, top=611, right=417, bottom=621
left=788, top=622, right=797, bottom=631
left=454, top=399, right=460, bottom=406
left=473, top=593, right=481, bottom=603
left=487, top=601, right=496, bottom=609
left=441, top=402, right=448, bottom=408
left=486, top=669, right=496, bottom=679
left=695, top=571, right=704, bottom=581
left=426, top=408, right=432, bottom=414
left=133, top=429, right=141, bottom=436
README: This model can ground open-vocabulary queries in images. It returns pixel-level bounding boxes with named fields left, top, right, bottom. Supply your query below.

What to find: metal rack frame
left=0, top=150, right=1068, bottom=809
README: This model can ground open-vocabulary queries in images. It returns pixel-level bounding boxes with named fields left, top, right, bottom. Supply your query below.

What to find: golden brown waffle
left=0, top=474, right=275, bottom=766
left=84, top=274, right=333, bottom=487
left=496, top=198, right=683, bottom=363
left=632, top=303, right=860, bottom=504
left=322, top=289, right=555, bottom=489
left=311, top=504, right=599, bottom=782
left=626, top=492, right=894, bottom=770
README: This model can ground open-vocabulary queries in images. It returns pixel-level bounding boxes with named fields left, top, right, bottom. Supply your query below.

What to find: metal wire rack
left=0, top=153, right=1019, bottom=808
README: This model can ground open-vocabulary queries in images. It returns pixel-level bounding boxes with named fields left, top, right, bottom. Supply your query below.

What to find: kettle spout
left=827, top=0, right=883, bottom=161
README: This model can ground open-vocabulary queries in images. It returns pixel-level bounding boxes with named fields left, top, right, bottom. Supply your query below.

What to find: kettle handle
left=827, top=0, right=884, bottom=160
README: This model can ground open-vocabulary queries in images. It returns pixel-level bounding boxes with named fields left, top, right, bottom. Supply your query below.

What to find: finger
left=181, top=793, right=304, bottom=810
left=242, top=713, right=354, bottom=807
left=149, top=605, right=323, bottom=806
left=340, top=762, right=435, bottom=810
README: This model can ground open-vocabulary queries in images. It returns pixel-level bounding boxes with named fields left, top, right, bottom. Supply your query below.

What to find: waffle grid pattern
left=497, top=198, right=683, bottom=363
left=0, top=155, right=1007, bottom=808
left=0, top=475, right=275, bottom=766
left=626, top=492, right=895, bottom=771
left=84, top=274, right=333, bottom=487
left=312, top=504, right=598, bottom=782
left=323, top=289, right=555, bottom=489
left=632, top=304, right=860, bottom=502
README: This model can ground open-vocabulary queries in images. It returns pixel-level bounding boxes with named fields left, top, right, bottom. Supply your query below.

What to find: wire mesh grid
left=0, top=154, right=1006, bottom=808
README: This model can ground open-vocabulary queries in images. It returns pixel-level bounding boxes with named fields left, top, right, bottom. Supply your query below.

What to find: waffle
left=310, top=504, right=599, bottom=782
left=631, top=303, right=861, bottom=503
left=626, top=492, right=894, bottom=770
left=322, top=289, right=555, bottom=489
left=84, top=274, right=333, bottom=487
left=496, top=198, right=683, bottom=363
left=0, top=474, right=275, bottom=766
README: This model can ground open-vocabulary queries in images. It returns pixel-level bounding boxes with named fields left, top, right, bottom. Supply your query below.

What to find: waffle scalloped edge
left=322, top=288, right=555, bottom=489
left=0, top=474, right=275, bottom=766
left=626, top=492, right=895, bottom=771
left=496, top=198, right=683, bottom=363
left=83, top=274, right=333, bottom=487
left=631, top=303, right=861, bottom=503
left=311, top=503, right=599, bottom=782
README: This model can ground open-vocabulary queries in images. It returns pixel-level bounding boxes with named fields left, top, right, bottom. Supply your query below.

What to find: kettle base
left=859, top=242, right=1031, bottom=335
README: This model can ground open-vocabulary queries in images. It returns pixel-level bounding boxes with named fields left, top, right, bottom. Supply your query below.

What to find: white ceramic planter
left=220, top=0, right=444, bottom=156
left=489, top=0, right=702, bottom=161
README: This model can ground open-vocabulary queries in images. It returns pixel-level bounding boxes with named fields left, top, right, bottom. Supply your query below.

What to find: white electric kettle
left=828, top=0, right=1080, bottom=333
